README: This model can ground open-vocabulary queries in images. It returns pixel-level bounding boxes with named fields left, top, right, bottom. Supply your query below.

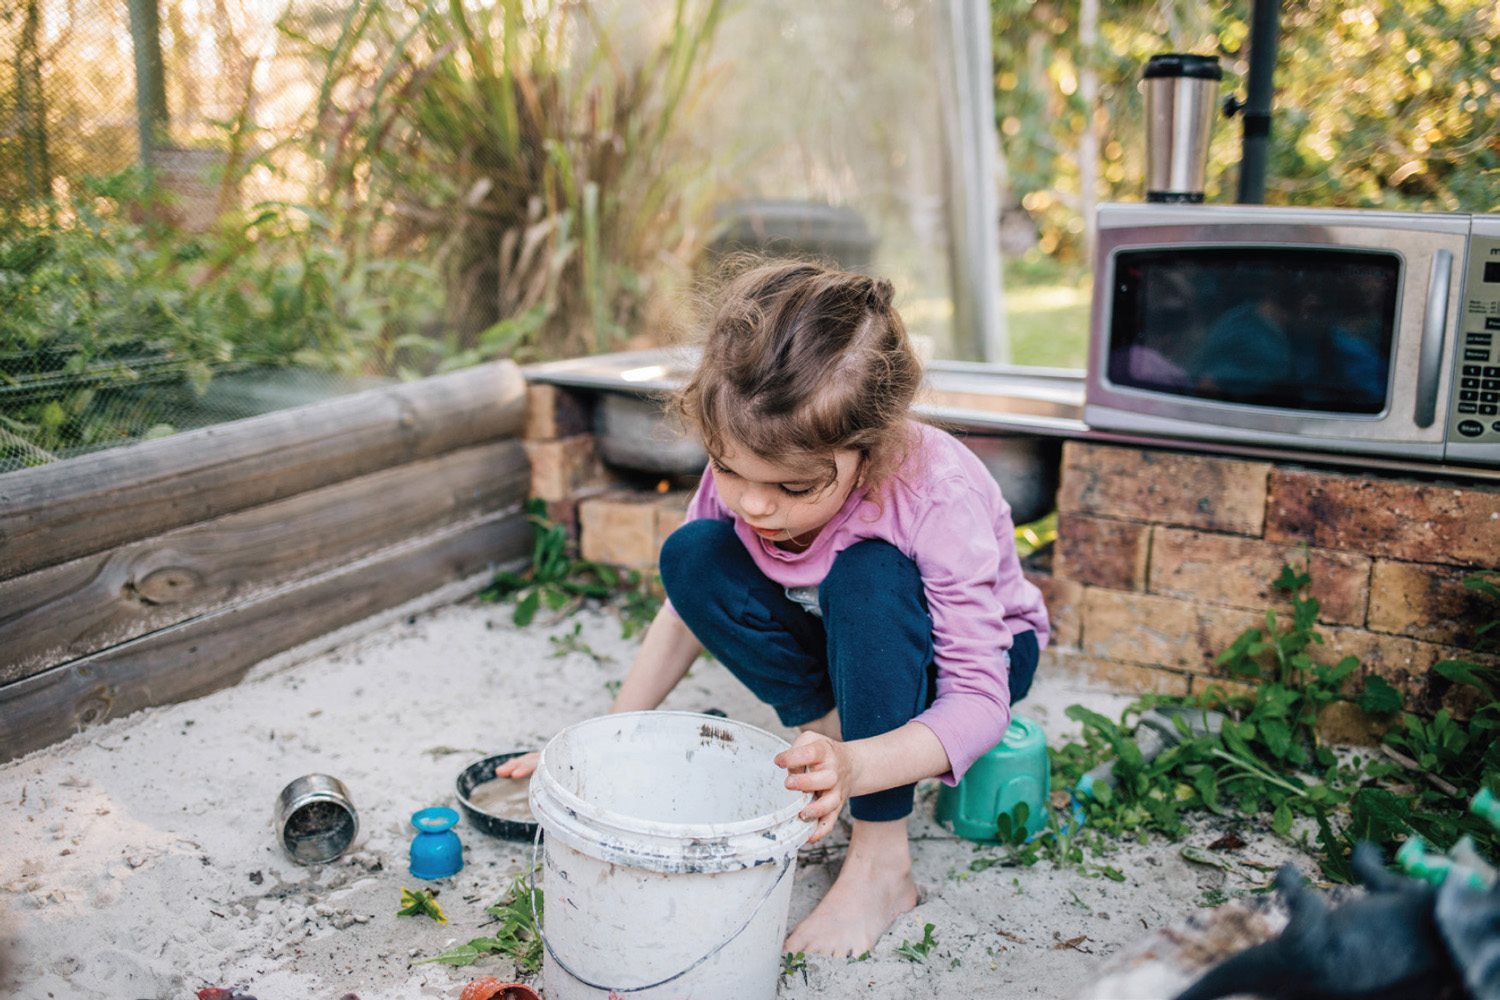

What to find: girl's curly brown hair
left=672, top=258, right=921, bottom=494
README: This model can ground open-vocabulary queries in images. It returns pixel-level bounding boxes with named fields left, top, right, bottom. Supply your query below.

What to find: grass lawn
left=1003, top=255, right=1091, bottom=369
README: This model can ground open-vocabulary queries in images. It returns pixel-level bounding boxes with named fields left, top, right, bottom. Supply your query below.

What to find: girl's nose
left=739, top=485, right=776, bottom=518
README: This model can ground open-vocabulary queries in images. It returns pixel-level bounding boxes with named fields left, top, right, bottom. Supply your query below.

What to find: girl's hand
left=775, top=731, right=856, bottom=843
left=492, top=751, right=540, bottom=780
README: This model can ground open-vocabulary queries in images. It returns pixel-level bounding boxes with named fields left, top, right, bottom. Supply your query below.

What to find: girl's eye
left=779, top=485, right=815, bottom=497
left=710, top=460, right=735, bottom=478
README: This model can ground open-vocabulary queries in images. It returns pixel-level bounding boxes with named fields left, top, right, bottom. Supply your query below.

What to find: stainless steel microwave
left=1085, top=202, right=1500, bottom=467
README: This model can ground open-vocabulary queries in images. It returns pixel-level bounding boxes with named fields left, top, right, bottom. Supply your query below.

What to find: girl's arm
left=774, top=722, right=950, bottom=842
left=493, top=607, right=701, bottom=779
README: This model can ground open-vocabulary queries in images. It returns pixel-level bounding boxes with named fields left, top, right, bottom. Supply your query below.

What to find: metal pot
left=274, top=774, right=359, bottom=865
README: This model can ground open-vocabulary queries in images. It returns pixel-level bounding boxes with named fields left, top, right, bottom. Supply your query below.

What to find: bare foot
left=785, top=818, right=918, bottom=957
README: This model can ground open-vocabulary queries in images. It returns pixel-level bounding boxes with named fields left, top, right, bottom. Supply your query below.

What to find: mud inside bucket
left=529, top=711, right=815, bottom=1000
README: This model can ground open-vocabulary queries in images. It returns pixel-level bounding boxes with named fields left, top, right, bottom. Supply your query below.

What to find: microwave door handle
left=1413, top=249, right=1452, bottom=429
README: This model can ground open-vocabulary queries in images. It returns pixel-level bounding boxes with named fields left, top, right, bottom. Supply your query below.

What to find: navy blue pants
left=660, top=519, right=1038, bottom=822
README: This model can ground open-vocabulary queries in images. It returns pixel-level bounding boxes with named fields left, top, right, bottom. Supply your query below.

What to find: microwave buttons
left=1458, top=402, right=1479, bottom=413
left=1486, top=367, right=1500, bottom=377
left=1463, top=377, right=1481, bottom=389
left=1457, top=419, right=1485, bottom=437
left=1461, top=390, right=1480, bottom=401
left=1466, top=364, right=1484, bottom=376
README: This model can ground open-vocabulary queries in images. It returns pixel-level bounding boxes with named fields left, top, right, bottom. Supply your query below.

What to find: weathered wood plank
left=0, top=440, right=529, bottom=684
left=0, top=361, right=527, bottom=579
left=0, top=508, right=530, bottom=763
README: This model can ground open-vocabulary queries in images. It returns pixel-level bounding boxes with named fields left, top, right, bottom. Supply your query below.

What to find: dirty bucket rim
left=528, top=716, right=810, bottom=857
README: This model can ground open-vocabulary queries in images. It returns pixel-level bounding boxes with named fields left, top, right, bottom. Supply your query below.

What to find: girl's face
left=710, top=438, right=863, bottom=547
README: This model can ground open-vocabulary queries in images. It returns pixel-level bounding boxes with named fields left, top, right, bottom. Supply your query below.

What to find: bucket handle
left=529, top=825, right=795, bottom=994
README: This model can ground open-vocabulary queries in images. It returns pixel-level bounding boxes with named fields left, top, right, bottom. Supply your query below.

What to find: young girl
left=500, top=260, right=1049, bottom=957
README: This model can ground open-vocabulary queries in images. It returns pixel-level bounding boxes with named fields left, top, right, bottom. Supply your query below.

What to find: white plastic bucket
left=529, top=711, right=815, bottom=999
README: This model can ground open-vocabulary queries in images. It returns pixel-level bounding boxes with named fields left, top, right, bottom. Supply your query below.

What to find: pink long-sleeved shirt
left=666, top=420, right=1050, bottom=785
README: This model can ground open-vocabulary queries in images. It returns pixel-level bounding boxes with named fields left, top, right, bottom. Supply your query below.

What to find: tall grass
left=288, top=0, right=727, bottom=367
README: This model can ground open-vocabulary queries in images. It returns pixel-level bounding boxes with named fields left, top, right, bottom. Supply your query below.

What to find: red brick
left=1314, top=701, right=1394, bottom=748
left=1265, top=468, right=1500, bottom=567
left=653, top=492, right=692, bottom=567
left=579, top=493, right=658, bottom=568
left=1149, top=528, right=1370, bottom=626
left=524, top=383, right=593, bottom=441
left=1027, top=572, right=1083, bottom=648
left=1079, top=588, right=1265, bottom=675
left=1189, top=675, right=1261, bottom=705
left=1040, top=647, right=1193, bottom=696
left=1323, top=625, right=1500, bottom=713
left=1368, top=560, right=1496, bottom=648
left=1059, top=441, right=1271, bottom=535
left=523, top=434, right=607, bottom=502
left=1054, top=514, right=1150, bottom=591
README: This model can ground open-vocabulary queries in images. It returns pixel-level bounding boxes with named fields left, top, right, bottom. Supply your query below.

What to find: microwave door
left=1087, top=206, right=1471, bottom=463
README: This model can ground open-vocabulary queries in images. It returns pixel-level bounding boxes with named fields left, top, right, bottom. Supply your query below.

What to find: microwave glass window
left=1485, top=260, right=1500, bottom=283
left=1107, top=248, right=1401, bottom=414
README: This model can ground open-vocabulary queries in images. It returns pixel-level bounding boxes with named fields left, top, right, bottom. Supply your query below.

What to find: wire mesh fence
left=0, top=0, right=399, bottom=472
left=0, top=0, right=967, bottom=475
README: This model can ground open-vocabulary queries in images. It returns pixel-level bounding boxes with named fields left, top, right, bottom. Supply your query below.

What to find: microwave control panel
left=1452, top=227, right=1500, bottom=449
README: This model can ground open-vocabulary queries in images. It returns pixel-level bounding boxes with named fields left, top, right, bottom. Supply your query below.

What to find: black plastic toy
left=1172, top=841, right=1500, bottom=1000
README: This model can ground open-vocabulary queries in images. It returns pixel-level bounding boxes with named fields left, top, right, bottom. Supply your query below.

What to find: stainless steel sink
left=525, top=349, right=1084, bottom=521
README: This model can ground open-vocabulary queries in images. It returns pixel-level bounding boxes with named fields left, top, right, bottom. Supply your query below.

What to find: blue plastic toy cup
left=409, top=806, right=464, bottom=879
left=935, top=715, right=1049, bottom=842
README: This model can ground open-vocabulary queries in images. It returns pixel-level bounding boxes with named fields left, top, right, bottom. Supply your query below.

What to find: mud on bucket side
left=528, top=711, right=815, bottom=1000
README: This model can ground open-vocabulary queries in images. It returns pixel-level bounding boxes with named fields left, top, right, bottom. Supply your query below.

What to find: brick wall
left=524, top=383, right=688, bottom=565
left=525, top=383, right=1500, bottom=715
left=1044, top=441, right=1500, bottom=713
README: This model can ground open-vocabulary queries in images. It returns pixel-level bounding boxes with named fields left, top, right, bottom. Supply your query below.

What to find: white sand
left=0, top=598, right=1317, bottom=999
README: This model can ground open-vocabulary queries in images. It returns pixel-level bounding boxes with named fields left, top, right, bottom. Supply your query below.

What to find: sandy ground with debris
left=0, top=596, right=1319, bottom=1000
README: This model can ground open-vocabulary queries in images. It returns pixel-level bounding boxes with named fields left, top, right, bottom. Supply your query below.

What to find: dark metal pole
left=1236, top=0, right=1281, bottom=204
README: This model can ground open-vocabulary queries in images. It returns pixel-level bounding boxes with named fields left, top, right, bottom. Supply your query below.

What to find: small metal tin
left=274, top=774, right=359, bottom=864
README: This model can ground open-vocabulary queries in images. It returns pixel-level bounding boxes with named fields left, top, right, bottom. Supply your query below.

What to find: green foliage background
left=992, top=0, right=1499, bottom=260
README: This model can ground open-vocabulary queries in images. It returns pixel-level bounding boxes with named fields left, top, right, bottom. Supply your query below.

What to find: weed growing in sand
left=780, top=951, right=809, bottom=983
left=418, top=872, right=544, bottom=972
left=481, top=499, right=661, bottom=638
left=549, top=622, right=614, bottom=665
left=1045, top=562, right=1500, bottom=883
left=897, top=923, right=938, bottom=963
left=481, top=500, right=623, bottom=626
left=397, top=887, right=447, bottom=923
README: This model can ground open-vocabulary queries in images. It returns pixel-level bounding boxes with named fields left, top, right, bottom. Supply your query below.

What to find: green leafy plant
left=549, top=622, right=613, bottom=664
left=617, top=572, right=665, bottom=639
left=481, top=499, right=664, bottom=639
left=481, top=499, right=624, bottom=626
left=1345, top=571, right=1500, bottom=871
left=896, top=922, right=938, bottom=963
left=397, top=887, right=448, bottom=923
left=1041, top=562, right=1500, bottom=884
left=780, top=950, right=809, bottom=983
left=0, top=169, right=441, bottom=469
left=290, top=0, right=728, bottom=363
left=418, top=872, right=544, bottom=971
